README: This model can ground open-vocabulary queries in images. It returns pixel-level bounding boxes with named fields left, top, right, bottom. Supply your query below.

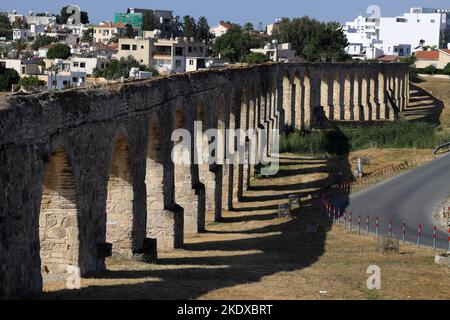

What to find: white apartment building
left=379, top=7, right=450, bottom=51
left=93, top=22, right=138, bottom=44
left=67, top=57, right=111, bottom=76
left=12, top=24, right=46, bottom=40
left=0, top=59, right=42, bottom=77
left=343, top=7, right=450, bottom=60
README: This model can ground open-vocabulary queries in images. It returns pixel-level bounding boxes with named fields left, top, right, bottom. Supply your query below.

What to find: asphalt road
left=335, top=152, right=450, bottom=249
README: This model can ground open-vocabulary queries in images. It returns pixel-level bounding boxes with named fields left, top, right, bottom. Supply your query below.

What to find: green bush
left=0, top=66, right=19, bottom=91
left=18, top=76, right=44, bottom=88
left=245, top=52, right=270, bottom=65
left=423, top=64, right=437, bottom=75
left=280, top=122, right=450, bottom=156
left=444, top=63, right=450, bottom=76
left=47, top=43, right=71, bottom=59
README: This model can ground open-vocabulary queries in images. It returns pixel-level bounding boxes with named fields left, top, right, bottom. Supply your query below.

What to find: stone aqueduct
left=0, top=62, right=409, bottom=298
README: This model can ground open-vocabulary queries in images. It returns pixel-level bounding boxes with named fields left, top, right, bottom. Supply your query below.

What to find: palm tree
left=12, top=39, right=27, bottom=56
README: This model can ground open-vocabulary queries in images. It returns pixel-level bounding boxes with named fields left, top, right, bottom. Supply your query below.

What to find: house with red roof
left=415, top=49, right=450, bottom=69
left=210, top=22, right=234, bottom=38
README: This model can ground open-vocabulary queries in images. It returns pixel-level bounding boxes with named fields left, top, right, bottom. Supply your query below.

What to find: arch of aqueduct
left=0, top=62, right=409, bottom=298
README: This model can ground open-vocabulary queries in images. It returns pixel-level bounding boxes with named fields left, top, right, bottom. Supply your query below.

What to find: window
left=189, top=59, right=194, bottom=66
left=188, top=46, right=192, bottom=53
left=73, top=62, right=79, bottom=67
left=72, top=77, right=78, bottom=82
left=175, top=47, right=183, bottom=56
left=141, top=45, right=144, bottom=49
left=132, top=45, right=137, bottom=50
left=63, top=80, right=68, bottom=86
left=121, top=44, right=130, bottom=50
left=175, top=60, right=182, bottom=68
left=431, top=19, right=436, bottom=23
left=80, top=62, right=86, bottom=68
left=21, top=66, right=26, bottom=74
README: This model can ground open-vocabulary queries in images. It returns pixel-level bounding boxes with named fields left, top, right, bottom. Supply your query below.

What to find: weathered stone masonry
left=0, top=62, right=408, bottom=298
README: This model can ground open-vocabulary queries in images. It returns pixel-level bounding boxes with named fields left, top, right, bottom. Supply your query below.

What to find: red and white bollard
left=417, top=224, right=422, bottom=247
left=350, top=212, right=353, bottom=231
left=344, top=211, right=347, bottom=229
left=358, top=214, right=361, bottom=235
left=376, top=216, right=379, bottom=240
left=402, top=222, right=406, bottom=244
left=433, top=226, right=437, bottom=250
left=448, top=228, right=450, bottom=252
left=366, top=215, right=370, bottom=236
left=389, top=220, right=392, bottom=237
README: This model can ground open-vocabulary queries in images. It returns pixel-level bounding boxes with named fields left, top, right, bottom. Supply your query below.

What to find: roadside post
left=366, top=215, right=370, bottom=236
left=389, top=220, right=392, bottom=237
left=433, top=226, right=437, bottom=250
left=417, top=224, right=422, bottom=247
left=350, top=212, right=353, bottom=232
left=402, top=222, right=406, bottom=244
left=358, top=214, right=361, bottom=235
left=376, top=216, right=379, bottom=240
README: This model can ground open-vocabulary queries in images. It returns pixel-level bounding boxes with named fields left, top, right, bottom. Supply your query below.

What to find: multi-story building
left=66, top=57, right=111, bottom=76
left=12, top=24, right=46, bottom=40
left=115, top=8, right=180, bottom=38
left=0, top=58, right=42, bottom=77
left=116, top=37, right=206, bottom=73
left=379, top=7, right=450, bottom=51
left=343, top=7, right=450, bottom=60
left=93, top=22, right=139, bottom=44
left=250, top=42, right=296, bottom=62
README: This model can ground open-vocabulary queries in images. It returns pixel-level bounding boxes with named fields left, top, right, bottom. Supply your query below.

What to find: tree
left=18, top=76, right=44, bottom=89
left=124, top=24, right=135, bottom=38
left=32, top=35, right=58, bottom=50
left=182, top=15, right=196, bottom=39
left=142, top=10, right=158, bottom=31
left=213, top=25, right=251, bottom=62
left=47, top=43, right=71, bottom=59
left=81, top=28, right=93, bottom=42
left=196, top=16, right=211, bottom=44
left=12, top=39, right=27, bottom=53
left=271, top=17, right=350, bottom=62
left=424, top=64, right=437, bottom=75
left=444, top=63, right=450, bottom=75
left=0, top=13, right=12, bottom=40
left=245, top=52, right=270, bottom=64
left=93, top=56, right=159, bottom=80
left=243, top=22, right=254, bottom=33
left=400, top=54, right=416, bottom=67
left=0, top=66, right=20, bottom=91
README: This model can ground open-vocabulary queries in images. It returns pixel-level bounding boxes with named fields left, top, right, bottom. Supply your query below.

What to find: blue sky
left=1, top=0, right=449, bottom=26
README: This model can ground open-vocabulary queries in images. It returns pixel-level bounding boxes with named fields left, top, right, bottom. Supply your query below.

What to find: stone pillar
left=320, top=72, right=330, bottom=118
left=377, top=67, right=388, bottom=120
left=294, top=76, right=302, bottom=128
left=171, top=101, right=202, bottom=237
left=302, top=70, right=312, bottom=129
left=343, top=71, right=352, bottom=120
left=361, top=69, right=370, bottom=121
left=282, top=75, right=292, bottom=128
left=352, top=71, right=362, bottom=121
left=146, top=115, right=181, bottom=251
left=369, top=67, right=378, bottom=121
left=332, top=71, right=341, bottom=121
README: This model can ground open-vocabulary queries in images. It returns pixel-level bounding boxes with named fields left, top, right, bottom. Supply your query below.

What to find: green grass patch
left=280, top=121, right=450, bottom=156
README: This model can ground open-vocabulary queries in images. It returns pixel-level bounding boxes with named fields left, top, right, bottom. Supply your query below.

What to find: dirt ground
left=39, top=151, right=450, bottom=300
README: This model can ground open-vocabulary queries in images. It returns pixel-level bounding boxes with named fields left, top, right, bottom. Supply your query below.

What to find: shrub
left=444, top=63, right=450, bottom=76
left=280, top=121, right=450, bottom=156
left=423, top=64, right=437, bottom=75
left=245, top=52, right=270, bottom=65
left=47, top=43, right=71, bottom=59
left=0, top=66, right=19, bottom=91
